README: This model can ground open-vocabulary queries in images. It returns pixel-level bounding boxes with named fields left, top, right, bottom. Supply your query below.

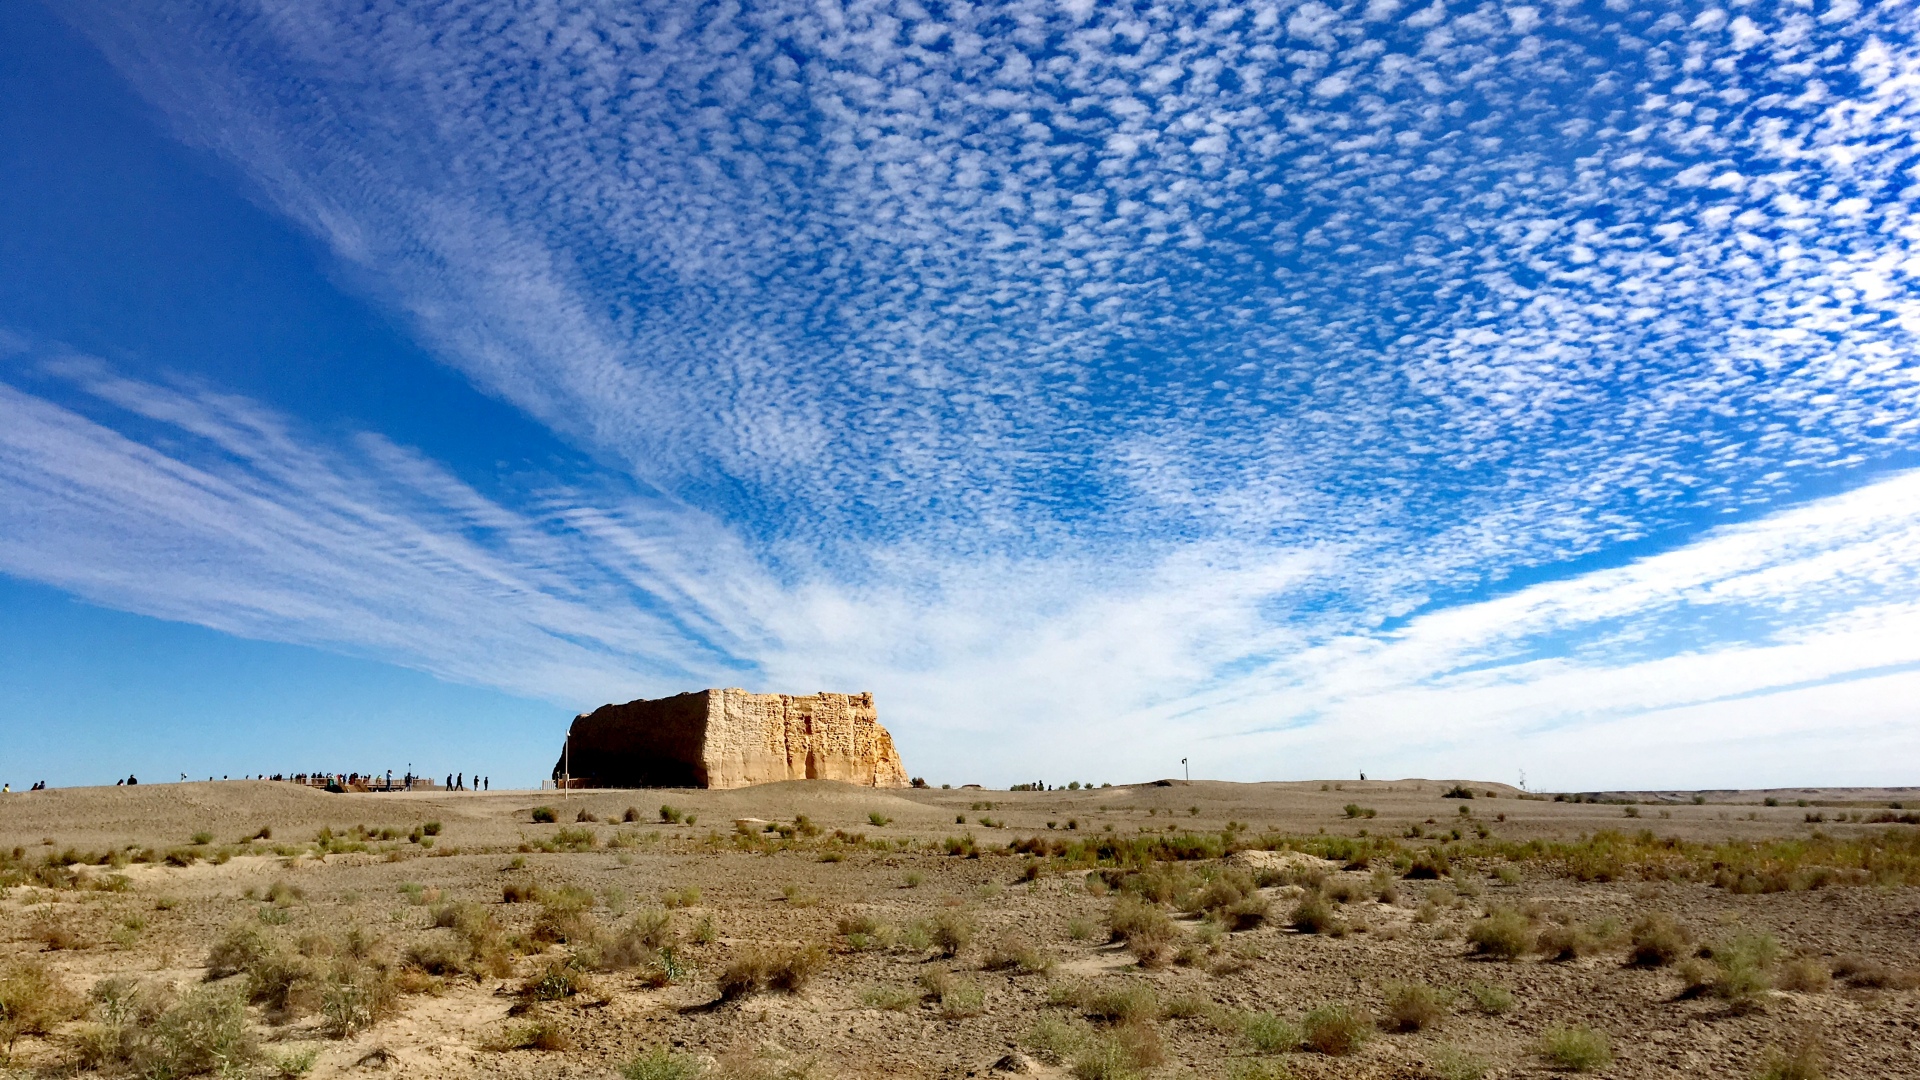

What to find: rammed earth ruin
left=553, top=689, right=910, bottom=790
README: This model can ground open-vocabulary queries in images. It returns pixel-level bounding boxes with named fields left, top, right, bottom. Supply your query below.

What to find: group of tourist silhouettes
left=9, top=771, right=497, bottom=792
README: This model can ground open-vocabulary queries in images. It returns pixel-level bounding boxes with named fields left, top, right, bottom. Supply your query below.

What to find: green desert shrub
left=1465, top=982, right=1514, bottom=1015
left=1467, top=907, right=1533, bottom=960
left=1381, top=982, right=1450, bottom=1032
left=1300, top=1003, right=1371, bottom=1055
left=1289, top=891, right=1341, bottom=935
left=1539, top=1026, right=1613, bottom=1072
left=622, top=1046, right=705, bottom=1080
left=1628, top=911, right=1690, bottom=967
left=1238, top=1010, right=1299, bottom=1053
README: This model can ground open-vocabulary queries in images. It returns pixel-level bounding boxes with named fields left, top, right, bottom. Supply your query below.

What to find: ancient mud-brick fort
left=553, top=689, right=909, bottom=790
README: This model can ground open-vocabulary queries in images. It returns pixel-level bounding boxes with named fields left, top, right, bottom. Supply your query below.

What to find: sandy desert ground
left=2, top=778, right=1917, bottom=1079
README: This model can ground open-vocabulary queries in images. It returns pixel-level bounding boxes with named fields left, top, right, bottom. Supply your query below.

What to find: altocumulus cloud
left=5, top=0, right=1919, bottom=785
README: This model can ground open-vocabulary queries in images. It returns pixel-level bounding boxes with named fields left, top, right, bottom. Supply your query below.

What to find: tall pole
left=1182, top=757, right=1189, bottom=782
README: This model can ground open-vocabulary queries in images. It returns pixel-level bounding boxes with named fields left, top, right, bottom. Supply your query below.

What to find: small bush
left=1428, top=1044, right=1489, bottom=1080
left=929, top=910, right=975, bottom=958
left=530, top=806, right=557, bottom=823
left=931, top=974, right=985, bottom=1018
left=1289, top=891, right=1341, bottom=935
left=576, top=808, right=597, bottom=823
left=1404, top=848, right=1451, bottom=879
left=1704, top=932, right=1780, bottom=1009
left=1756, top=1032, right=1825, bottom=1080
left=660, top=885, right=701, bottom=909
left=1465, top=982, right=1514, bottom=1015
left=1027, top=1014, right=1097, bottom=1063
left=524, top=959, right=593, bottom=1002
left=1537, top=921, right=1605, bottom=962
left=1238, top=1010, right=1298, bottom=1053
left=1467, top=908, right=1533, bottom=960
left=1441, top=785, right=1474, bottom=799
left=487, top=1019, right=571, bottom=1051
left=718, top=943, right=825, bottom=999
left=1777, top=958, right=1831, bottom=994
left=503, top=880, right=534, bottom=903
left=622, top=1046, right=705, bottom=1080
left=1084, top=984, right=1160, bottom=1026
left=860, top=984, right=920, bottom=1011
left=1539, top=1026, right=1612, bottom=1072
left=659, top=805, right=682, bottom=824
left=1300, top=1003, right=1371, bottom=1055
left=981, top=932, right=1052, bottom=974
left=868, top=811, right=892, bottom=827
left=1382, top=982, right=1449, bottom=1032
left=1628, top=912, right=1690, bottom=967
left=1, top=958, right=83, bottom=1059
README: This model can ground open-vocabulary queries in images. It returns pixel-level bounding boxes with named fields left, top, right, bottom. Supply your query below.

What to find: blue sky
left=3, top=0, right=1918, bottom=790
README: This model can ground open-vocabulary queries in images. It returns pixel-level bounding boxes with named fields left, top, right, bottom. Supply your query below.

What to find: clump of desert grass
left=1288, top=890, right=1343, bottom=936
left=203, top=923, right=398, bottom=1034
left=1, top=958, right=84, bottom=1062
left=716, top=944, right=826, bottom=1000
left=1539, top=1026, right=1612, bottom=1072
left=1466, top=907, right=1533, bottom=960
left=1755, top=1030, right=1826, bottom=1080
left=917, top=969, right=986, bottom=1018
left=1106, top=896, right=1178, bottom=965
left=621, top=1045, right=706, bottom=1080
left=1628, top=911, right=1691, bottom=967
left=1681, top=931, right=1780, bottom=1011
left=1300, top=1003, right=1371, bottom=1055
left=72, top=978, right=257, bottom=1075
left=981, top=931, right=1053, bottom=975
left=1380, top=982, right=1451, bottom=1032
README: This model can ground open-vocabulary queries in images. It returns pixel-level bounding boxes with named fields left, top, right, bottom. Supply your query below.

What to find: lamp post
left=1181, top=758, right=1189, bottom=782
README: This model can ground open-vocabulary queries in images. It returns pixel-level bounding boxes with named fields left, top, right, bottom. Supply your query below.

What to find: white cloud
left=15, top=0, right=1920, bottom=784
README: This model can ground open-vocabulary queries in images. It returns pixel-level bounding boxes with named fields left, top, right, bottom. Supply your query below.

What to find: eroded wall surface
left=556, top=688, right=908, bottom=789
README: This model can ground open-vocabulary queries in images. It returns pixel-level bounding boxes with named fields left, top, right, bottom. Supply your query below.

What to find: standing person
left=456, top=772, right=464, bottom=791
left=484, top=776, right=489, bottom=791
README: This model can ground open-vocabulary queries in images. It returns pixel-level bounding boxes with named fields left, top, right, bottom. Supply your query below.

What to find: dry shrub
left=533, top=887, right=597, bottom=945
left=76, top=981, right=256, bottom=1076
left=33, top=910, right=83, bottom=951
left=1083, top=984, right=1160, bottom=1026
left=485, top=1017, right=571, bottom=1051
left=1107, top=896, right=1175, bottom=963
left=1300, top=1003, right=1371, bottom=1055
left=1537, top=920, right=1608, bottom=962
left=1290, top=891, right=1341, bottom=935
left=1, top=958, right=83, bottom=1059
left=919, top=971, right=984, bottom=1018
left=1404, top=849, right=1451, bottom=880
left=623, top=1045, right=706, bottom=1080
left=1777, top=958, right=1832, bottom=994
left=596, top=909, right=675, bottom=970
left=320, top=956, right=398, bottom=1037
left=931, top=910, right=975, bottom=958
left=1467, top=908, right=1532, bottom=960
left=524, top=958, right=594, bottom=1002
left=859, top=984, right=920, bottom=1011
left=1628, top=912, right=1690, bottom=967
left=981, top=932, right=1053, bottom=975
left=1236, top=1010, right=1298, bottom=1053
left=1539, top=1025, right=1612, bottom=1072
left=1831, top=955, right=1919, bottom=990
left=502, top=881, right=534, bottom=904
left=1699, top=932, right=1779, bottom=1011
left=1757, top=1031, right=1825, bottom=1080
left=1381, top=982, right=1449, bottom=1032
left=1465, top=982, right=1514, bottom=1015
left=719, top=944, right=825, bottom=999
